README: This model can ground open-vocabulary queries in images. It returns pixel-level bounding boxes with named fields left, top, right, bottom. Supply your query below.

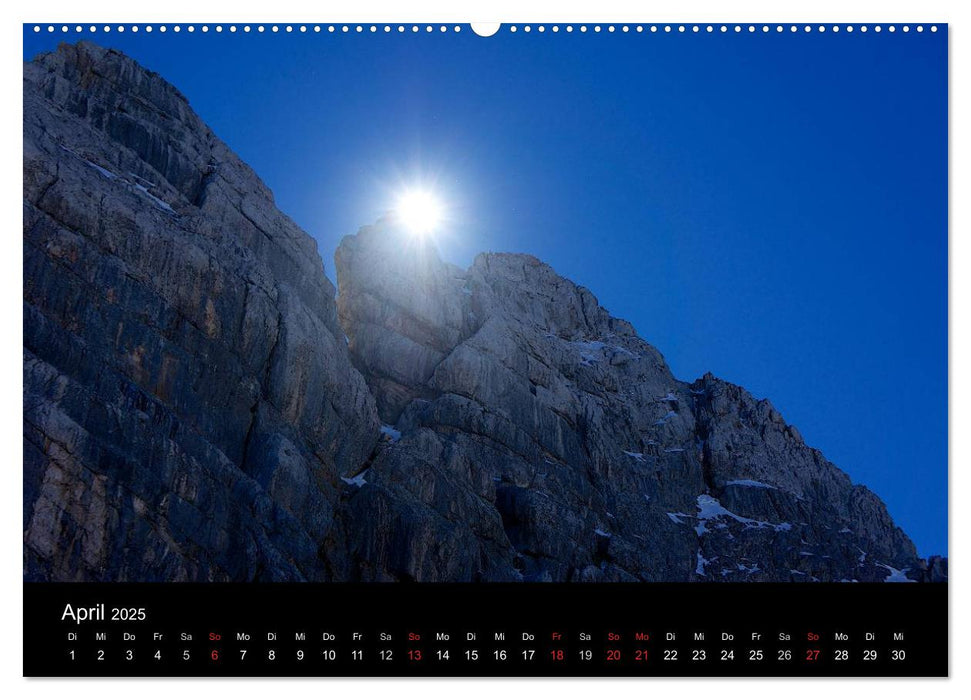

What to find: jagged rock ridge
left=332, top=225, right=931, bottom=582
left=23, top=42, right=943, bottom=583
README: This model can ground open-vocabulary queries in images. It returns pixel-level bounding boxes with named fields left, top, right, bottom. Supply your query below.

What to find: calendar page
left=22, top=19, right=948, bottom=678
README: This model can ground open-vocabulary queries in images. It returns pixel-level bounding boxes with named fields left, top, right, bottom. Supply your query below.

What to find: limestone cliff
left=23, top=42, right=942, bottom=583
left=24, top=42, right=379, bottom=581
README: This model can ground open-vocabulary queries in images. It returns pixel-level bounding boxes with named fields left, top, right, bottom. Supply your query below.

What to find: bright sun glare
left=395, top=189, right=443, bottom=236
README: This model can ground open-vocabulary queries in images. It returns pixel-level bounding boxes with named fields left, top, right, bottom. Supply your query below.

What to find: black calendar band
left=24, top=582, right=947, bottom=677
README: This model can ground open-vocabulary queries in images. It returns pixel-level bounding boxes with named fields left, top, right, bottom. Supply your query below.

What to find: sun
left=395, top=189, right=443, bottom=236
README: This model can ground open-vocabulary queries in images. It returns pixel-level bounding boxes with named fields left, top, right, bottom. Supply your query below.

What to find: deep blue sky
left=24, top=26, right=947, bottom=556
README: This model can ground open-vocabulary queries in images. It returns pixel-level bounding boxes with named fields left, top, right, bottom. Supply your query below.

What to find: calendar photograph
left=21, top=20, right=948, bottom=678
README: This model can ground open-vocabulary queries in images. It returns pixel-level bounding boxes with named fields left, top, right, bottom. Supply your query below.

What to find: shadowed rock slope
left=23, top=42, right=379, bottom=581
left=23, top=43, right=943, bottom=583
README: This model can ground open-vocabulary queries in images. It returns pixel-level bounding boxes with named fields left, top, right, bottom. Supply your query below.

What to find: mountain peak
left=24, top=43, right=942, bottom=583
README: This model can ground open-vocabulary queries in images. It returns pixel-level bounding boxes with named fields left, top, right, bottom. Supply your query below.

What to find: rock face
left=24, top=43, right=942, bottom=583
left=332, top=224, right=929, bottom=583
left=23, top=42, right=379, bottom=581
